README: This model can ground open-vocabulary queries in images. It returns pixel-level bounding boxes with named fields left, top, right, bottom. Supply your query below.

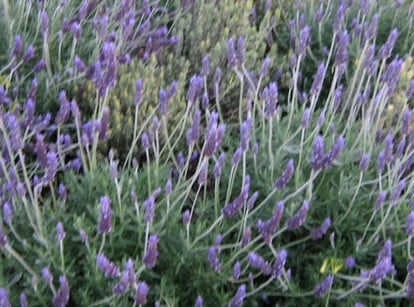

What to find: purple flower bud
left=379, top=29, right=399, bottom=60
left=231, top=147, right=243, bottom=167
left=310, top=63, right=326, bottom=96
left=207, top=246, right=221, bottom=271
left=20, top=292, right=28, bottom=307
left=56, top=222, right=66, bottom=241
left=365, top=14, right=379, bottom=41
left=377, top=151, right=385, bottom=173
left=314, top=274, right=333, bottom=297
left=260, top=57, right=271, bottom=78
left=3, top=202, right=13, bottom=225
left=198, top=161, right=208, bottom=186
left=298, top=25, right=311, bottom=56
left=204, top=112, right=226, bottom=157
left=182, top=209, right=190, bottom=225
left=214, top=234, right=222, bottom=246
left=227, top=38, right=238, bottom=67
left=187, top=109, right=201, bottom=146
left=229, top=284, right=246, bottom=307
left=52, top=275, right=70, bottom=307
left=214, top=153, right=226, bottom=178
left=99, top=107, right=109, bottom=141
left=195, top=295, right=203, bottom=307
left=263, top=82, right=279, bottom=117
left=34, top=59, right=46, bottom=72
left=97, top=254, right=120, bottom=278
left=41, top=267, right=53, bottom=284
left=406, top=211, right=414, bottom=236
left=247, top=191, right=258, bottom=210
left=310, top=217, right=331, bottom=240
left=323, top=134, right=346, bottom=168
left=236, top=36, right=245, bottom=64
left=344, top=256, right=356, bottom=269
left=233, top=262, right=241, bottom=279
left=12, top=35, right=23, bottom=58
left=248, top=252, right=272, bottom=275
left=113, top=271, right=129, bottom=295
left=257, top=201, right=284, bottom=244
left=374, top=191, right=387, bottom=211
left=390, top=179, right=406, bottom=205
left=241, top=227, right=251, bottom=246
left=408, top=273, right=414, bottom=298
left=158, top=88, right=169, bottom=116
left=143, top=235, right=159, bottom=269
left=79, top=229, right=88, bottom=243
left=311, top=135, right=325, bottom=170
left=272, top=249, right=288, bottom=278
left=143, top=196, right=155, bottom=223
left=0, top=288, right=11, bottom=307
left=396, top=138, right=406, bottom=158
left=201, top=56, right=210, bottom=76
left=165, top=179, right=172, bottom=195
left=214, top=67, right=222, bottom=85
left=124, top=258, right=136, bottom=288
left=335, top=31, right=349, bottom=68
left=274, top=159, right=295, bottom=189
left=23, top=44, right=35, bottom=62
left=98, top=196, right=112, bottom=234
left=407, top=80, right=414, bottom=99
left=240, top=115, right=252, bottom=152
left=359, top=154, right=370, bottom=172
left=369, top=240, right=395, bottom=282
left=286, top=200, right=309, bottom=230
left=187, top=75, right=204, bottom=105
left=403, top=108, right=411, bottom=134
left=135, top=282, right=149, bottom=305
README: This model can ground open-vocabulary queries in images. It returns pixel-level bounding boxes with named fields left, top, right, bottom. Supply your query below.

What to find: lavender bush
left=1, top=0, right=414, bottom=306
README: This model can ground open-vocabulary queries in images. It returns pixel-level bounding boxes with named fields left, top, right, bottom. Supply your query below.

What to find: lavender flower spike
left=143, top=235, right=159, bottom=269
left=98, top=196, right=112, bottom=234
left=96, top=254, right=120, bottom=278
left=272, top=249, right=288, bottom=278
left=274, top=159, right=295, bottom=189
left=314, top=274, right=333, bottom=297
left=407, top=211, right=414, bottom=236
left=57, top=222, right=66, bottom=241
left=0, top=288, right=11, bottom=307
left=135, top=282, right=149, bottom=305
left=311, top=217, right=331, bottom=240
left=257, top=201, right=284, bottom=244
left=228, top=284, right=246, bottom=307
left=195, top=295, right=203, bottom=307
left=310, top=135, right=325, bottom=170
left=52, top=275, right=70, bottom=307
left=286, top=200, right=309, bottom=230
left=248, top=252, right=272, bottom=275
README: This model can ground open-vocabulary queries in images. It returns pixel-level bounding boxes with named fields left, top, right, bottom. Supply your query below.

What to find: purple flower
left=344, top=256, right=356, bottom=269
left=56, top=222, right=66, bottom=241
left=20, top=292, right=28, bottom=307
left=369, top=240, right=395, bottom=283
left=233, top=262, right=241, bottom=279
left=227, top=38, right=238, bottom=67
left=41, top=267, right=53, bottom=284
left=214, top=153, right=226, bottom=178
left=79, top=229, right=88, bottom=243
left=231, top=147, right=243, bottom=167
left=241, top=227, right=251, bottom=246
left=323, top=134, right=345, bottom=168
left=248, top=252, right=272, bottom=275
left=134, top=79, right=143, bottom=106
left=301, top=108, right=311, bottom=129
left=374, top=191, right=387, bottom=211
left=228, top=284, right=246, bottom=307
left=187, top=75, right=204, bottom=105
left=12, top=35, right=23, bottom=58
left=207, top=246, right=221, bottom=271
left=378, top=28, right=398, bottom=60
left=0, top=288, right=11, bottom=307
left=314, top=274, right=333, bottom=297
left=222, top=175, right=250, bottom=217
left=182, top=209, right=191, bottom=225
left=143, top=196, right=156, bottom=223
left=195, top=295, right=203, bottom=307
left=96, top=254, right=120, bottom=278
left=187, top=109, right=201, bottom=146
left=274, top=159, right=295, bottom=189
left=408, top=273, right=414, bottom=298
left=74, top=55, right=86, bottom=72
left=298, top=25, right=311, bottom=56
left=406, top=211, right=414, bottom=236
left=34, top=59, right=46, bottom=72
left=311, top=135, right=325, bottom=170
left=113, top=271, right=129, bottom=295
left=260, top=57, right=271, bottom=78
left=247, top=191, right=259, bottom=210
left=272, top=249, right=288, bottom=278
left=390, top=179, right=406, bottom=205
left=125, top=258, right=136, bottom=288
left=311, top=217, right=331, bottom=240
left=286, top=200, right=309, bottom=230
left=3, top=201, right=13, bottom=225
left=263, top=82, right=279, bottom=117
left=201, top=56, right=210, bottom=76
left=310, top=62, right=326, bottom=96
left=257, top=201, right=284, bottom=244
left=143, top=235, right=159, bottom=269
left=98, top=196, right=112, bottom=233
left=198, top=161, right=208, bottom=186
left=52, top=276, right=70, bottom=307
left=135, top=281, right=149, bottom=305
left=240, top=115, right=252, bottom=152
left=204, top=111, right=226, bottom=157
left=359, top=154, right=370, bottom=172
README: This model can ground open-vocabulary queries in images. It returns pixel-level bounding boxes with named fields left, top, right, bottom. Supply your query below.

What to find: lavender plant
left=1, top=0, right=414, bottom=306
